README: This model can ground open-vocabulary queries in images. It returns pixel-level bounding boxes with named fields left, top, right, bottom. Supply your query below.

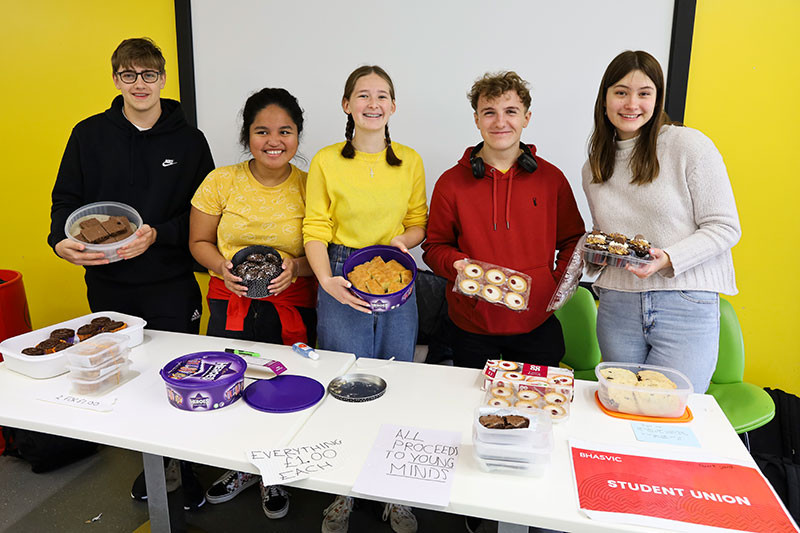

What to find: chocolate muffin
left=90, top=316, right=112, bottom=327
left=77, top=323, right=99, bottom=340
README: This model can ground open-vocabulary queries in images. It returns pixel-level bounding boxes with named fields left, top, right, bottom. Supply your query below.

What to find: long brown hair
left=341, top=65, right=402, bottom=166
left=588, top=50, right=672, bottom=185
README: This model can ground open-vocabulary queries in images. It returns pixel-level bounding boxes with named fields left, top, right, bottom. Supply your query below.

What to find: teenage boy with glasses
left=48, top=37, right=214, bottom=510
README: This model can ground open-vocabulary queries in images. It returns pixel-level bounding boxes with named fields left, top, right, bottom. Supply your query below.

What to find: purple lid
left=243, top=374, right=325, bottom=413
left=160, top=351, right=246, bottom=389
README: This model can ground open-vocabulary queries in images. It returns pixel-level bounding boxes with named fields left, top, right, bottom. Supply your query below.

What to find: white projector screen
left=186, top=0, right=679, bottom=263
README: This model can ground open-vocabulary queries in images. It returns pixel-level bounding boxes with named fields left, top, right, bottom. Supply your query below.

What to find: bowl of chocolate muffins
left=230, top=245, right=284, bottom=299
left=65, top=201, right=142, bottom=263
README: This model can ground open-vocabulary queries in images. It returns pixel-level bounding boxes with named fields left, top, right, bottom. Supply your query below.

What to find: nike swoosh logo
left=162, top=159, right=177, bottom=167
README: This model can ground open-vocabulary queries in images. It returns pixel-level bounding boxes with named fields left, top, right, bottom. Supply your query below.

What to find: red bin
left=0, top=269, right=33, bottom=361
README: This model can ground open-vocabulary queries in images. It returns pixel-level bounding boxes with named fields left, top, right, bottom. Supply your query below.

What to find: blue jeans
left=316, top=244, right=418, bottom=361
left=594, top=288, right=720, bottom=393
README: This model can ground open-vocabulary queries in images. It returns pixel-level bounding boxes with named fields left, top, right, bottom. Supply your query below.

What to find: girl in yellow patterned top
left=189, top=89, right=316, bottom=517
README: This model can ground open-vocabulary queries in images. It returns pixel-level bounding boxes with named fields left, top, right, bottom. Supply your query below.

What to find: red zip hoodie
left=422, top=145, right=585, bottom=335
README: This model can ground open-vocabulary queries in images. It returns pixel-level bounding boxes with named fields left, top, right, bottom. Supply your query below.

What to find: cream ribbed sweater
left=581, top=124, right=740, bottom=295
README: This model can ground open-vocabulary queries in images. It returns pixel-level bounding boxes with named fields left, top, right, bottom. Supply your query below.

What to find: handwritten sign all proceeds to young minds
left=352, top=424, right=461, bottom=507
left=248, top=439, right=345, bottom=486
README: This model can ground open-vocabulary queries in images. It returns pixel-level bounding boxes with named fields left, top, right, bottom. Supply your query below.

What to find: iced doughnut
left=507, top=275, right=528, bottom=293
left=459, top=279, right=480, bottom=295
left=463, top=263, right=484, bottom=279
left=504, top=292, right=525, bottom=310
left=497, top=360, right=518, bottom=371
left=485, top=269, right=506, bottom=285
left=544, top=403, right=567, bottom=419
left=482, top=285, right=502, bottom=302
left=517, top=389, right=541, bottom=401
left=544, top=391, right=567, bottom=404
left=503, top=371, right=523, bottom=381
left=491, top=386, right=513, bottom=398
left=548, top=375, right=574, bottom=387
left=487, top=397, right=510, bottom=408
left=515, top=400, right=538, bottom=410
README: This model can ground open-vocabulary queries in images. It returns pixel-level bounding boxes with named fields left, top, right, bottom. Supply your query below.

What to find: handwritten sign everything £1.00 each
left=352, top=424, right=461, bottom=507
left=248, top=439, right=345, bottom=486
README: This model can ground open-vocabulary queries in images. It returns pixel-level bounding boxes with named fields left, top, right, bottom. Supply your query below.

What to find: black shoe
left=180, top=461, right=206, bottom=511
left=260, top=483, right=289, bottom=519
left=465, top=516, right=483, bottom=533
left=130, top=458, right=181, bottom=501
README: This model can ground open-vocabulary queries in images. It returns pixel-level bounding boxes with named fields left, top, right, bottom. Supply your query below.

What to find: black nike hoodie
left=48, top=96, right=215, bottom=285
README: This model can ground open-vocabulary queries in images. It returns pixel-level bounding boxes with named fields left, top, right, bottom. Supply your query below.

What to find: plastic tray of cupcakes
left=453, top=259, right=531, bottom=311
left=582, top=230, right=654, bottom=269
left=0, top=311, right=145, bottom=379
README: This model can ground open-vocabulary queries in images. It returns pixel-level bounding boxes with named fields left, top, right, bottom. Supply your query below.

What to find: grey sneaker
left=205, top=470, right=259, bottom=504
left=382, top=503, right=418, bottom=533
left=321, top=495, right=354, bottom=533
left=260, top=483, right=290, bottom=519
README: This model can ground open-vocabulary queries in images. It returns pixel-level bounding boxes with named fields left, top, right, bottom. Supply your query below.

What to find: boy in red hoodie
left=422, top=71, right=585, bottom=369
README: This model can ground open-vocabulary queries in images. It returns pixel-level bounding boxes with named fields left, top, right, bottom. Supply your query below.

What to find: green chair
left=555, top=286, right=602, bottom=381
left=706, top=298, right=775, bottom=437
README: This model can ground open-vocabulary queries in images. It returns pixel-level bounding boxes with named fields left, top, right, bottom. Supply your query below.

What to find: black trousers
left=86, top=273, right=202, bottom=334
left=207, top=298, right=317, bottom=346
left=447, top=314, right=565, bottom=370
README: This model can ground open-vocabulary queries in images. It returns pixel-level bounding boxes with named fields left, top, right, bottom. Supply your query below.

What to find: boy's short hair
left=111, top=38, right=166, bottom=74
left=468, top=71, right=531, bottom=111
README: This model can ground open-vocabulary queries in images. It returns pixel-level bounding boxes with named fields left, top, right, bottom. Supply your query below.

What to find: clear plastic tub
left=472, top=448, right=548, bottom=476
left=66, top=352, right=130, bottom=380
left=474, top=407, right=552, bottom=446
left=70, top=361, right=131, bottom=396
left=595, top=362, right=692, bottom=418
left=582, top=244, right=653, bottom=269
left=65, top=201, right=142, bottom=263
left=65, top=333, right=130, bottom=368
left=472, top=428, right=553, bottom=462
left=481, top=383, right=571, bottom=422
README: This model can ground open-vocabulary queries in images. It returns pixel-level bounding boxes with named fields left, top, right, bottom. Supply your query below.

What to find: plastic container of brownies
left=64, top=333, right=131, bottom=368
left=473, top=406, right=552, bottom=446
left=595, top=362, right=693, bottom=418
left=70, top=360, right=132, bottom=396
left=65, top=201, right=142, bottom=263
left=0, top=312, right=144, bottom=379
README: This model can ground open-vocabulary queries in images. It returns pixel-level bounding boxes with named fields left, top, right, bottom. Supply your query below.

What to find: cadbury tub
left=159, top=351, right=246, bottom=411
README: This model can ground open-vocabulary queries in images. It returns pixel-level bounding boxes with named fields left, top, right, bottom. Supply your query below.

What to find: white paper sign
left=248, top=439, right=345, bottom=486
left=38, top=393, right=116, bottom=412
left=352, top=424, right=461, bottom=507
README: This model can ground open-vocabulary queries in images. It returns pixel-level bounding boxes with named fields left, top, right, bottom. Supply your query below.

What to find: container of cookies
left=159, top=351, right=246, bottom=411
left=474, top=406, right=552, bottom=446
left=0, top=311, right=144, bottom=379
left=65, top=201, right=142, bottom=263
left=595, top=362, right=692, bottom=418
left=454, top=259, right=531, bottom=311
left=70, top=360, right=132, bottom=396
left=230, top=245, right=284, bottom=298
left=343, top=245, right=417, bottom=313
left=65, top=333, right=131, bottom=368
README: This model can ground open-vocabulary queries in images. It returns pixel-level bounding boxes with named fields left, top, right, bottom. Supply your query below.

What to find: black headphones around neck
left=470, top=141, right=538, bottom=179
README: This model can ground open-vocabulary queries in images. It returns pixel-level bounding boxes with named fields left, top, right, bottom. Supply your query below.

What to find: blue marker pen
left=292, top=342, right=319, bottom=360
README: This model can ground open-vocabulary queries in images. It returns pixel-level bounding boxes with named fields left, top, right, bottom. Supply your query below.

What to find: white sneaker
left=205, top=470, right=259, bottom=504
left=383, top=503, right=418, bottom=533
left=321, top=495, right=354, bottom=533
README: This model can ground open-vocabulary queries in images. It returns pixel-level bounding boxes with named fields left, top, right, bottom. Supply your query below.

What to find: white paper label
left=248, top=439, right=345, bottom=485
left=39, top=393, right=116, bottom=412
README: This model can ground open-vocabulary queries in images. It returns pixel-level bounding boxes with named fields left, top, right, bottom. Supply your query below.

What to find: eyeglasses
left=115, top=70, right=161, bottom=84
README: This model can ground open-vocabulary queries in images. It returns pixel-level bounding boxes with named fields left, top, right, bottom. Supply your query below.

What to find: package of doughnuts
left=453, top=259, right=531, bottom=311
left=482, top=360, right=574, bottom=422
left=546, top=233, right=586, bottom=312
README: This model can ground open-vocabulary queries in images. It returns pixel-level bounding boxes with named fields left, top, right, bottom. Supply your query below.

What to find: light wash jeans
left=594, top=287, right=720, bottom=393
left=316, top=244, right=418, bottom=361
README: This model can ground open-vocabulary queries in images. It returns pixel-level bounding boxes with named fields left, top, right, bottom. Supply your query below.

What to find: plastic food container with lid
left=65, top=201, right=142, bottom=263
left=595, top=362, right=692, bottom=418
left=582, top=244, right=653, bottom=269
left=70, top=360, right=132, bottom=396
left=342, top=245, right=417, bottom=313
left=66, top=351, right=130, bottom=380
left=65, top=333, right=130, bottom=368
left=473, top=406, right=552, bottom=446
left=159, top=352, right=246, bottom=412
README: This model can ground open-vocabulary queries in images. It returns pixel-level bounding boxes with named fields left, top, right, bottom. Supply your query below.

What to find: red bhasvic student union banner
left=570, top=440, right=798, bottom=533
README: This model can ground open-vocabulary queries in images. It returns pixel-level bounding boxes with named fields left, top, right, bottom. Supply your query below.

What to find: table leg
left=143, top=453, right=172, bottom=533
left=497, top=522, right=527, bottom=533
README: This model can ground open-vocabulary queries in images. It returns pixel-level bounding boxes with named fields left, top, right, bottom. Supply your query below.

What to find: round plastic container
left=342, top=245, right=418, bottom=312
left=65, top=201, right=142, bottom=263
left=230, top=245, right=283, bottom=298
left=159, top=351, right=246, bottom=412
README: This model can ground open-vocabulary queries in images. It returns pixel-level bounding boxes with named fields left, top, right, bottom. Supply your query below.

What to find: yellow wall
left=4, top=1, right=797, bottom=393
left=686, top=1, right=800, bottom=394
left=2, top=1, right=211, bottom=335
